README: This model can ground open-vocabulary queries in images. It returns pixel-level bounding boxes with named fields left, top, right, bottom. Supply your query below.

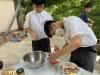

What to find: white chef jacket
left=63, top=16, right=97, bottom=47
left=24, top=10, right=53, bottom=40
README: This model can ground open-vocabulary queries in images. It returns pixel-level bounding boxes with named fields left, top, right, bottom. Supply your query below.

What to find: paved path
left=0, top=37, right=100, bottom=74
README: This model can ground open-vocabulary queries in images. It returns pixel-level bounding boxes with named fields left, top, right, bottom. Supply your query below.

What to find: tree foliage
left=19, top=0, right=100, bottom=38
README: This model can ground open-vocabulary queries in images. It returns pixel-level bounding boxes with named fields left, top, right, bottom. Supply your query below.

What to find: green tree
left=19, top=0, right=100, bottom=38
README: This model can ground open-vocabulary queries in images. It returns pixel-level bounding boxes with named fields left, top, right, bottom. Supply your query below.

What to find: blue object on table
left=11, top=36, right=21, bottom=42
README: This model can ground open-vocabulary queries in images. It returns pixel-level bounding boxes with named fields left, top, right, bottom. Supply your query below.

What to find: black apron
left=32, top=38, right=51, bottom=52
left=70, top=46, right=97, bottom=72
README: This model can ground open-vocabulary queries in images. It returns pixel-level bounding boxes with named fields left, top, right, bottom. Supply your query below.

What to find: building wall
left=0, top=0, right=18, bottom=33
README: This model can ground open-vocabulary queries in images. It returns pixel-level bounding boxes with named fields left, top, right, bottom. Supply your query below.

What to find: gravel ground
left=0, top=36, right=100, bottom=74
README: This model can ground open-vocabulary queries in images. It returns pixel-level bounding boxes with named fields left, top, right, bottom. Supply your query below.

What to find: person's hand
left=48, top=45, right=60, bottom=59
left=49, top=60, right=59, bottom=66
left=48, top=55, right=59, bottom=66
left=48, top=52, right=56, bottom=62
left=31, top=32, right=37, bottom=40
left=88, top=23, right=93, bottom=28
left=48, top=46, right=60, bottom=66
left=54, top=45, right=60, bottom=52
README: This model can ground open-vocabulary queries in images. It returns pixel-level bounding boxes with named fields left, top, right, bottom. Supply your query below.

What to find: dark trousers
left=32, top=38, right=51, bottom=52
left=70, top=46, right=97, bottom=72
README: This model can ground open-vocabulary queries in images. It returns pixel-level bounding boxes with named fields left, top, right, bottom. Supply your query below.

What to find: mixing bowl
left=23, top=51, right=46, bottom=69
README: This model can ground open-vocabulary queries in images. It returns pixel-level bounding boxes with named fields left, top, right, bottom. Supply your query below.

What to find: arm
left=48, top=35, right=82, bottom=62
left=24, top=12, right=37, bottom=40
left=25, top=27, right=37, bottom=40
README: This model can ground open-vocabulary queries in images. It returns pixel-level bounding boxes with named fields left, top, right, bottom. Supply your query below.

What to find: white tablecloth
left=13, top=60, right=57, bottom=75
left=0, top=60, right=95, bottom=75
left=13, top=60, right=95, bottom=75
